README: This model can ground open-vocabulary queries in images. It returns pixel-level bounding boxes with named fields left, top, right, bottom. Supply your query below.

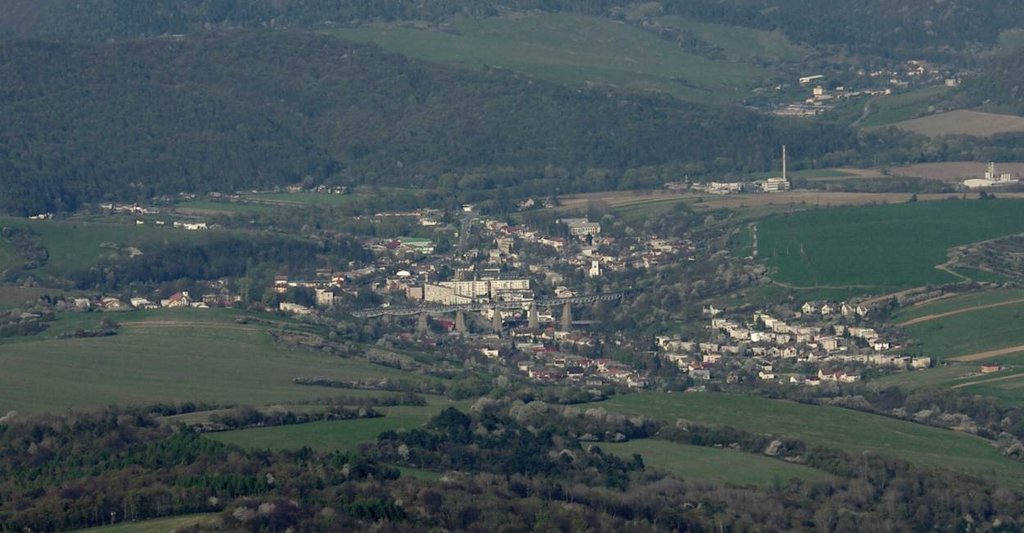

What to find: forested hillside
left=959, top=51, right=1024, bottom=114
left=2, top=0, right=1021, bottom=58
left=0, top=31, right=859, bottom=214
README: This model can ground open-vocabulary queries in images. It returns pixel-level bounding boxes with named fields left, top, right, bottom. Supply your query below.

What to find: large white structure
left=963, top=162, right=1019, bottom=189
left=559, top=218, right=601, bottom=237
left=420, top=277, right=532, bottom=305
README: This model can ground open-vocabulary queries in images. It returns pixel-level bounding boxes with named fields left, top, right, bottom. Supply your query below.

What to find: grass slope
left=893, top=109, right=1024, bottom=138
left=601, top=439, right=834, bottom=486
left=332, top=13, right=769, bottom=104
left=77, top=514, right=219, bottom=532
left=207, top=400, right=471, bottom=454
left=757, top=199, right=1024, bottom=291
left=894, top=289, right=1024, bottom=323
left=0, top=309, right=430, bottom=414
left=602, top=392, right=1024, bottom=489
left=902, top=301, right=1024, bottom=359
left=859, top=85, right=955, bottom=128
left=0, top=217, right=219, bottom=277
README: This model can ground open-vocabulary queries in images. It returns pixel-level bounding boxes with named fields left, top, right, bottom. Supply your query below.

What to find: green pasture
left=0, top=309, right=433, bottom=414
left=859, top=85, right=955, bottom=128
left=894, top=289, right=1024, bottom=323
left=756, top=199, right=1024, bottom=291
left=954, top=372, right=1024, bottom=406
left=174, top=199, right=276, bottom=215
left=655, top=15, right=808, bottom=63
left=239, top=192, right=367, bottom=208
left=0, top=217, right=214, bottom=276
left=332, top=13, right=769, bottom=104
left=206, top=399, right=471, bottom=454
left=76, top=514, right=219, bottom=532
left=871, top=364, right=980, bottom=391
left=601, top=439, right=834, bottom=486
left=602, top=392, right=1024, bottom=489
left=902, top=301, right=1024, bottom=359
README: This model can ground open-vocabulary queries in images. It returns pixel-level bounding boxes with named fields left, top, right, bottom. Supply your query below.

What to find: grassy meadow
left=206, top=399, right=471, bottom=454
left=77, top=514, right=219, bottom=532
left=602, top=392, right=1024, bottom=489
left=601, top=439, right=835, bottom=486
left=331, top=13, right=773, bottom=104
left=0, top=309, right=432, bottom=414
left=756, top=199, right=1024, bottom=291
left=901, top=300, right=1024, bottom=359
left=859, top=85, right=955, bottom=128
left=0, top=216, right=217, bottom=276
left=894, top=289, right=1024, bottom=323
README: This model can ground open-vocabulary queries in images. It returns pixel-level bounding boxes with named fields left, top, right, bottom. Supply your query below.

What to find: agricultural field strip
left=756, top=199, right=1024, bottom=290
left=601, top=439, right=835, bottom=486
left=896, top=298, right=1024, bottom=326
left=951, top=372, right=1024, bottom=389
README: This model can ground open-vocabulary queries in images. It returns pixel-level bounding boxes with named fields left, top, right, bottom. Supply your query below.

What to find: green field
left=602, top=392, right=1024, bottom=489
left=655, top=15, right=808, bottom=64
left=332, top=13, right=772, bottom=104
left=902, top=301, right=1024, bottom=359
left=859, top=85, right=955, bottom=128
left=894, top=289, right=1024, bottom=323
left=77, top=513, right=219, bottom=532
left=757, top=199, right=1024, bottom=291
left=0, top=309, right=432, bottom=414
left=207, top=400, right=471, bottom=454
left=0, top=217, right=217, bottom=276
left=601, top=439, right=834, bottom=486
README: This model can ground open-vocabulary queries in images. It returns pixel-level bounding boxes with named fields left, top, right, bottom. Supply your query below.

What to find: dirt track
left=951, top=372, right=1024, bottom=388
left=950, top=345, right=1024, bottom=362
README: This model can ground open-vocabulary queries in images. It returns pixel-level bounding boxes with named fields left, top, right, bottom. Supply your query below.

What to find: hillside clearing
left=601, top=439, right=835, bottom=486
left=331, top=13, right=768, bottom=104
left=893, top=110, right=1024, bottom=138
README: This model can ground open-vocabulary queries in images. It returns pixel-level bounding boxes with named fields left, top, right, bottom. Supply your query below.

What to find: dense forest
left=2, top=0, right=1022, bottom=58
left=0, top=31, right=862, bottom=215
left=958, top=50, right=1024, bottom=114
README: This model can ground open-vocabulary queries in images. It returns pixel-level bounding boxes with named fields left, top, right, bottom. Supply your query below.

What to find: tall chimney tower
left=782, top=145, right=787, bottom=181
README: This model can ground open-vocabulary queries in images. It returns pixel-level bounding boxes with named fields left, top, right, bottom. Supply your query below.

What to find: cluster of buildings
left=773, top=61, right=958, bottom=118
left=655, top=301, right=930, bottom=386
left=66, top=289, right=242, bottom=312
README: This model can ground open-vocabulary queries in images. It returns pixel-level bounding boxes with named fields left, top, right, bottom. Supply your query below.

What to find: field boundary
left=951, top=345, right=1024, bottom=362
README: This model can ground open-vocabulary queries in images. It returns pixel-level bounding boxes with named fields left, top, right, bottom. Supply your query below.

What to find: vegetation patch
left=757, top=199, right=1024, bottom=291
left=602, top=392, right=1024, bottom=489
left=0, top=310, right=433, bottom=414
left=78, top=514, right=220, bottom=533
left=892, top=109, right=1024, bottom=138
left=601, top=438, right=834, bottom=486
left=332, top=13, right=768, bottom=104
left=207, top=401, right=471, bottom=454
left=902, top=300, right=1024, bottom=359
